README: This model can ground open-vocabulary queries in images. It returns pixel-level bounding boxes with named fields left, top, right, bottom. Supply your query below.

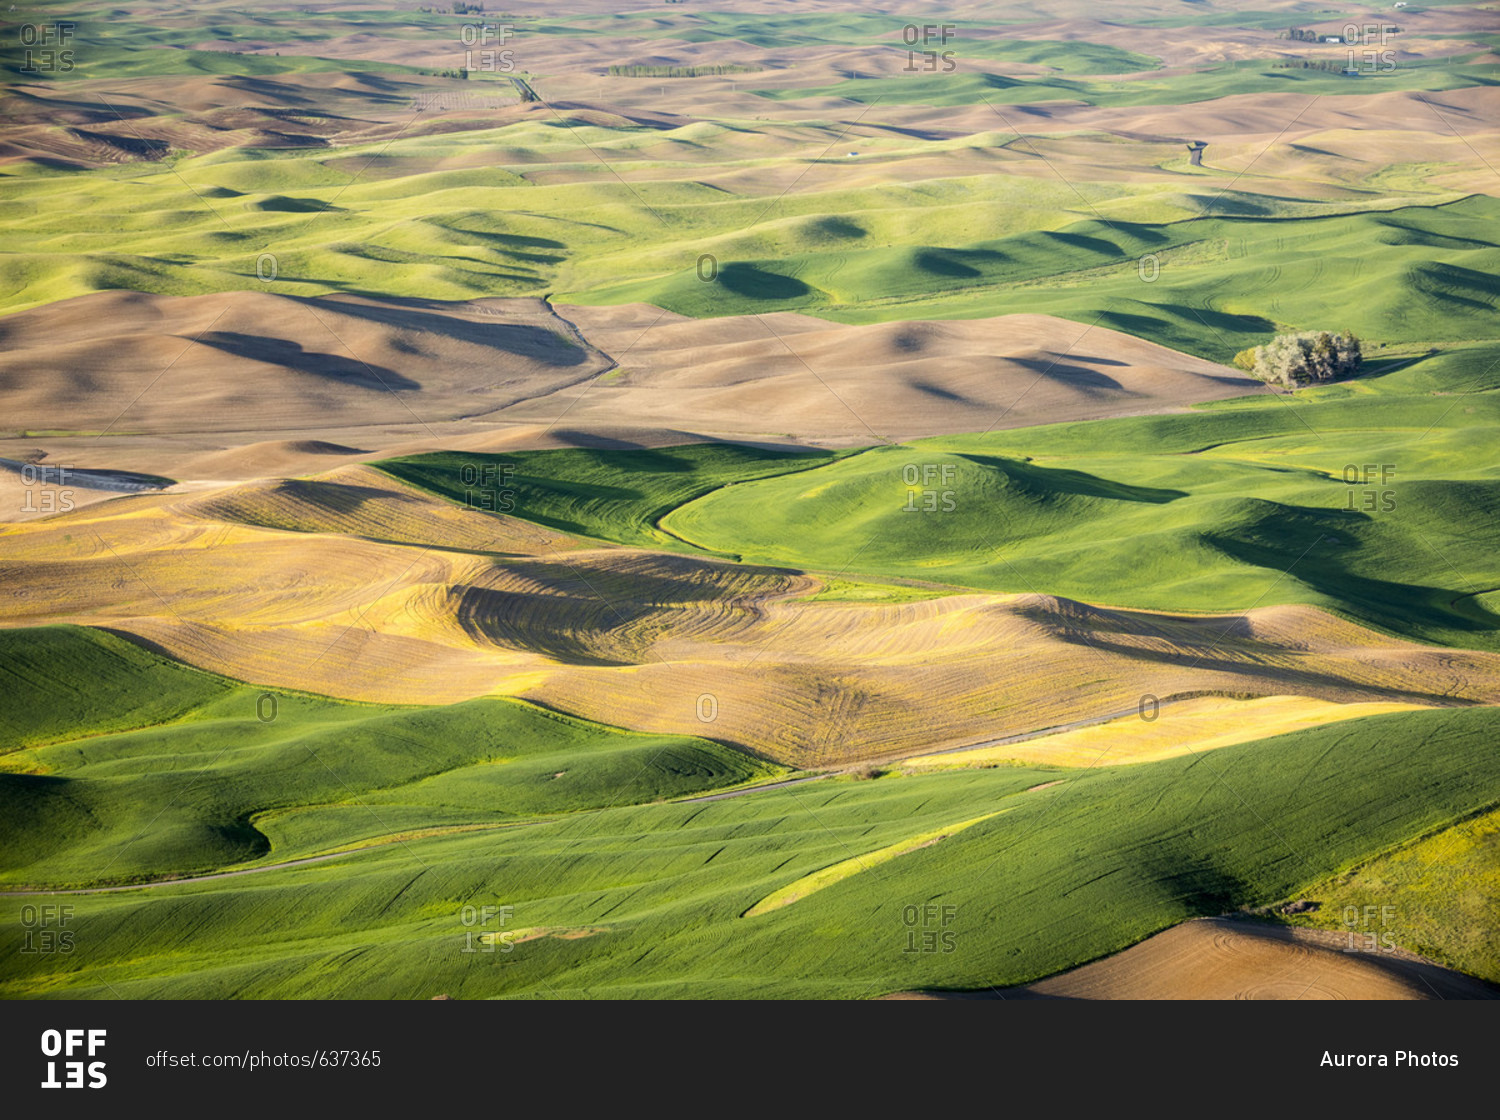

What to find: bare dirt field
left=0, top=292, right=1258, bottom=500
left=894, top=918, right=1500, bottom=999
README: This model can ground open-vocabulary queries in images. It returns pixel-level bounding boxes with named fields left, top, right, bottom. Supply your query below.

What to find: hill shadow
left=1041, top=229, right=1125, bottom=257
left=546, top=430, right=654, bottom=450
left=220, top=76, right=319, bottom=105
left=1411, top=262, right=1500, bottom=311
left=1004, top=355, right=1124, bottom=392
left=715, top=263, right=811, bottom=301
left=294, top=296, right=599, bottom=366
left=1205, top=514, right=1500, bottom=641
left=0, top=773, right=86, bottom=869
left=195, top=332, right=421, bottom=390
left=253, top=195, right=342, bottom=213
left=913, top=248, right=996, bottom=278
left=1099, top=305, right=1275, bottom=341
left=436, top=226, right=567, bottom=264
left=956, top=453, right=1186, bottom=504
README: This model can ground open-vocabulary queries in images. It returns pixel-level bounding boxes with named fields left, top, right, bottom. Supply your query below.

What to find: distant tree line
left=607, top=63, right=758, bottom=77
left=1273, top=59, right=1354, bottom=71
left=1279, top=25, right=1400, bottom=43
left=1234, top=331, right=1363, bottom=388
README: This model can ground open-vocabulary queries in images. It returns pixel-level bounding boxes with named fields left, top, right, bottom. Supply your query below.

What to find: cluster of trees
left=1273, top=59, right=1354, bottom=71
left=1278, top=24, right=1400, bottom=43
left=606, top=63, right=757, bottom=77
left=422, top=67, right=471, bottom=78
left=1234, top=331, right=1363, bottom=388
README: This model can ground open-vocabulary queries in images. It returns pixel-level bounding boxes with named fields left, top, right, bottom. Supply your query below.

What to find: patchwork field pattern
left=2, top=0, right=1498, bottom=1000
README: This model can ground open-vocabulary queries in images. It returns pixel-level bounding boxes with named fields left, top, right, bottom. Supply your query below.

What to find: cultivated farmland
left=2, top=0, right=1497, bottom=1006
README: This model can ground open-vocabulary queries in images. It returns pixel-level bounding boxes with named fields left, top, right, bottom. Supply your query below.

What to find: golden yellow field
left=744, top=810, right=1005, bottom=916
left=1283, top=807, right=1500, bottom=982
left=902, top=696, right=1430, bottom=770
left=4, top=468, right=1498, bottom=767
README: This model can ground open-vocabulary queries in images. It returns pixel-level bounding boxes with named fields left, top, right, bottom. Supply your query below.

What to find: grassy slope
left=2, top=0, right=1495, bottom=1000
left=754, top=60, right=1492, bottom=108
left=377, top=444, right=847, bottom=551
left=3, top=124, right=1489, bottom=363
left=1280, top=805, right=1500, bottom=983
left=0, top=145, right=1174, bottom=315
left=0, top=16, right=421, bottom=82
left=586, top=196, right=1500, bottom=360
left=959, top=39, right=1160, bottom=74
left=0, top=626, right=232, bottom=749
left=384, top=364, right=1500, bottom=649
left=0, top=626, right=778, bottom=888
left=3, top=705, right=1497, bottom=997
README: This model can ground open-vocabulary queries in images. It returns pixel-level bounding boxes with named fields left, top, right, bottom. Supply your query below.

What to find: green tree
left=1338, top=329, right=1363, bottom=376
left=1250, top=330, right=1364, bottom=388
left=1312, top=332, right=1338, bottom=381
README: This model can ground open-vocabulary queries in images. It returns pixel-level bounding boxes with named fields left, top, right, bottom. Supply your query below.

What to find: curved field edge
left=0, top=625, right=781, bottom=890
left=899, top=696, right=1430, bottom=770
left=559, top=196, right=1500, bottom=361
left=381, top=376, right=1500, bottom=652
left=1272, top=803, right=1500, bottom=984
left=3, top=705, right=1498, bottom=998
left=657, top=414, right=1500, bottom=649
left=6, top=140, right=1497, bottom=363
left=0, top=625, right=236, bottom=751
left=897, top=916, right=1499, bottom=1000
left=742, top=810, right=1006, bottom=917
left=374, top=444, right=853, bottom=553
